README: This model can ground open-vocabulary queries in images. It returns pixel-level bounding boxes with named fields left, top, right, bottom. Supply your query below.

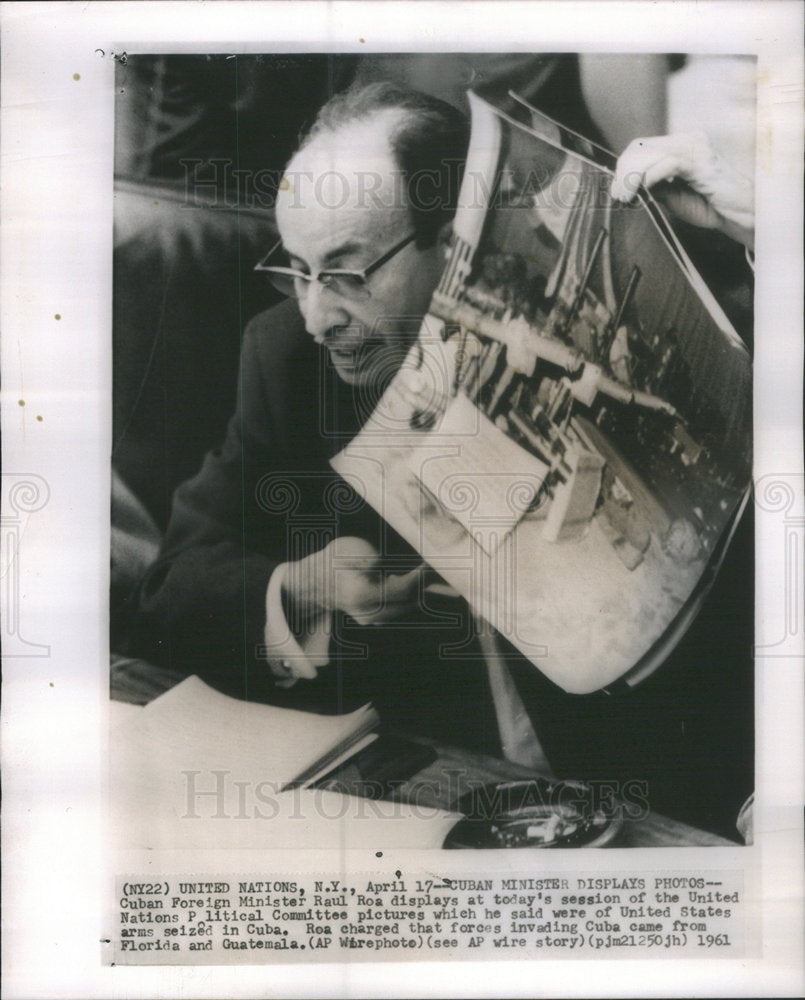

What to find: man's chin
left=330, top=361, right=364, bottom=386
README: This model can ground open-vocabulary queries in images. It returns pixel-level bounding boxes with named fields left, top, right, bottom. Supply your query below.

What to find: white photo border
left=2, top=2, right=803, bottom=997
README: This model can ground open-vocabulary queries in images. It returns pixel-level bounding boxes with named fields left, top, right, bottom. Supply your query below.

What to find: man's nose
left=298, top=281, right=351, bottom=344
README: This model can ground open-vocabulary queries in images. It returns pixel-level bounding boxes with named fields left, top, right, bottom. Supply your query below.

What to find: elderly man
left=133, top=83, right=508, bottom=751
left=133, top=82, right=752, bottom=837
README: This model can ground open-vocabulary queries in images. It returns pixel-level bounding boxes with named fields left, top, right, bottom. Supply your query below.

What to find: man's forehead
left=276, top=113, right=411, bottom=250
left=282, top=113, right=407, bottom=196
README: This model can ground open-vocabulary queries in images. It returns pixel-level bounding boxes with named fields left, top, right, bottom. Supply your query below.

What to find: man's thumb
left=385, top=561, right=427, bottom=599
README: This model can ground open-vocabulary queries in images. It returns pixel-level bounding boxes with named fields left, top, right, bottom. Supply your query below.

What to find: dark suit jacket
left=132, top=299, right=503, bottom=751
left=132, top=299, right=753, bottom=839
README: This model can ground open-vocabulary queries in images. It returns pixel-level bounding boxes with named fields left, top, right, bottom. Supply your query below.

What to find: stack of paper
left=109, top=678, right=458, bottom=850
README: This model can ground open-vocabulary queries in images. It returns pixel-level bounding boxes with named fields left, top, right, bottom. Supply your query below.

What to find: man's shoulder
left=243, top=298, right=311, bottom=363
left=241, top=298, right=322, bottom=408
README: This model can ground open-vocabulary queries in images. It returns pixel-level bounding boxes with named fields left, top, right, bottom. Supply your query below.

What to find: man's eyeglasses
left=254, top=232, right=417, bottom=302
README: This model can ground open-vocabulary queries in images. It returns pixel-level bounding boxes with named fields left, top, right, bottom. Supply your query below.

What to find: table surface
left=110, top=654, right=736, bottom=848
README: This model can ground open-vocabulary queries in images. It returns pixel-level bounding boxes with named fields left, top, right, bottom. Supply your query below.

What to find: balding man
left=133, top=83, right=507, bottom=750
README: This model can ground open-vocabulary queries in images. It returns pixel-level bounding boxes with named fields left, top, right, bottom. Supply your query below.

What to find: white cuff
left=264, top=563, right=332, bottom=687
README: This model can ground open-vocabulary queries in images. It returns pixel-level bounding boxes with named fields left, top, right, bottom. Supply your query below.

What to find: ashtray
left=443, top=778, right=623, bottom=849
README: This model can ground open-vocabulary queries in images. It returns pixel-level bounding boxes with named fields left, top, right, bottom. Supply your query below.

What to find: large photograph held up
left=110, top=54, right=754, bottom=847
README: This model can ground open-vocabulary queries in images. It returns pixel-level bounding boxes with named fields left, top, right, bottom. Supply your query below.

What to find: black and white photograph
left=110, top=50, right=754, bottom=854
left=2, top=2, right=803, bottom=997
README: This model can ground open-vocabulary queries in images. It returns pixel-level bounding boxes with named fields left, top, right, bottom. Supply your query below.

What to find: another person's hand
left=611, top=132, right=754, bottom=249
left=281, top=536, right=426, bottom=627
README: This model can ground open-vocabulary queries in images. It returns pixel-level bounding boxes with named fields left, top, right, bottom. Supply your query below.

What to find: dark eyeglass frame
left=254, top=231, right=417, bottom=301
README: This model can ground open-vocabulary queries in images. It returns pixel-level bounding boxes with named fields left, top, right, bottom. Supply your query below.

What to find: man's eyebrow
left=283, top=239, right=366, bottom=269
left=321, top=240, right=364, bottom=266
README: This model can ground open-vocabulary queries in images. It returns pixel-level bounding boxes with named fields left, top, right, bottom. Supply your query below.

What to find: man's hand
left=281, top=536, right=426, bottom=628
left=611, top=132, right=754, bottom=249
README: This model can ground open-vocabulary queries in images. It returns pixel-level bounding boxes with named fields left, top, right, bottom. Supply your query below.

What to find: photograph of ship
left=332, top=92, right=752, bottom=694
